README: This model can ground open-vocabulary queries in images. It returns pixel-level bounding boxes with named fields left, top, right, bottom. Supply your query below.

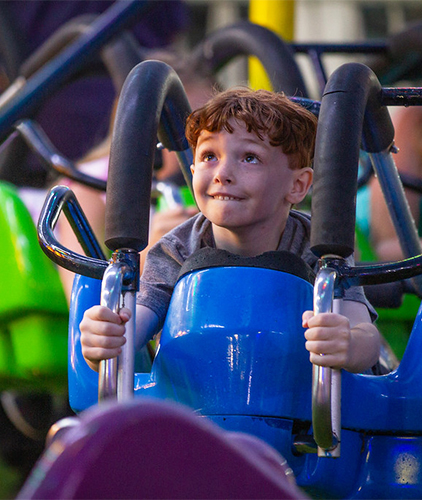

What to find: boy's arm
left=81, top=304, right=160, bottom=372
left=303, top=300, right=381, bottom=373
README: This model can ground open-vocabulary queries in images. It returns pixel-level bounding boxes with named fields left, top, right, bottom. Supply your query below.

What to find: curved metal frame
left=99, top=260, right=137, bottom=403
left=37, top=185, right=107, bottom=278
left=312, top=268, right=340, bottom=456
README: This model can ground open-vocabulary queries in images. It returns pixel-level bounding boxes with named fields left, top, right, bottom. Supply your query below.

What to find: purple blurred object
left=0, top=1, right=189, bottom=186
left=18, top=399, right=308, bottom=499
left=0, top=1, right=188, bottom=60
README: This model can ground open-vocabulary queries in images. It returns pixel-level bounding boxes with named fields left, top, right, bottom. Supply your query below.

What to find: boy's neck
left=211, top=222, right=286, bottom=257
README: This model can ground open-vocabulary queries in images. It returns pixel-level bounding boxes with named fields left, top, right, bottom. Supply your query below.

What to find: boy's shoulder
left=281, top=209, right=316, bottom=269
left=287, top=209, right=311, bottom=237
left=289, top=209, right=311, bottom=225
left=157, top=212, right=213, bottom=259
left=163, top=212, right=211, bottom=240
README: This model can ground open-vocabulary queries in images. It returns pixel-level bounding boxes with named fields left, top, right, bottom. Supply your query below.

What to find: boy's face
left=190, top=120, right=311, bottom=237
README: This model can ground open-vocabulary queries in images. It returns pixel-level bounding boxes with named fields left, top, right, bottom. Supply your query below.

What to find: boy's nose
left=214, top=160, right=233, bottom=184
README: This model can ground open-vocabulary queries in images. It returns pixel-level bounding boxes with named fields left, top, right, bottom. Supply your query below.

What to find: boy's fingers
left=308, top=350, right=348, bottom=369
left=88, top=305, right=121, bottom=323
left=119, top=308, right=132, bottom=323
left=84, top=333, right=126, bottom=349
left=304, top=327, right=333, bottom=342
left=305, top=312, right=347, bottom=328
left=305, top=339, right=342, bottom=355
left=83, top=346, right=123, bottom=362
left=302, top=310, right=314, bottom=326
left=87, top=306, right=132, bottom=325
left=309, top=352, right=338, bottom=368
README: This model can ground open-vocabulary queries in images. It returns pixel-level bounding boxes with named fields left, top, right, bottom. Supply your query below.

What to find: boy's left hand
left=302, top=311, right=351, bottom=369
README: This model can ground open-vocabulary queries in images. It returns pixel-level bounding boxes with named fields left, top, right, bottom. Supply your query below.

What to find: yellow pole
left=248, top=0, right=295, bottom=90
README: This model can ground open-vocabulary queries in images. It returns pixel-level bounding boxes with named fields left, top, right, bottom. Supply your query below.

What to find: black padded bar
left=311, top=62, right=394, bottom=258
left=190, top=20, right=308, bottom=97
left=105, top=60, right=191, bottom=252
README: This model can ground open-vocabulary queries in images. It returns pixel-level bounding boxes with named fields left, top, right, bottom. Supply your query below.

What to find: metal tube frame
left=98, top=249, right=139, bottom=403
left=369, top=149, right=422, bottom=294
left=312, top=266, right=341, bottom=457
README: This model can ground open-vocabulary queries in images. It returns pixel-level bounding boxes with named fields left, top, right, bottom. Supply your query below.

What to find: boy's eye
left=244, top=154, right=259, bottom=164
left=201, top=152, right=216, bottom=162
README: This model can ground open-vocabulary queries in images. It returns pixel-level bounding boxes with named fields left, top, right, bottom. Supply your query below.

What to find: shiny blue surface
left=152, top=267, right=314, bottom=419
left=69, top=267, right=314, bottom=415
left=68, top=274, right=101, bottom=413
left=341, top=301, right=422, bottom=432
left=68, top=266, right=422, bottom=498
left=349, top=436, right=422, bottom=499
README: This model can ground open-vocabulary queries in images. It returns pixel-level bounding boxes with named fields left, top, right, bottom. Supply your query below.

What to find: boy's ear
left=286, top=167, right=313, bottom=205
left=190, top=164, right=195, bottom=175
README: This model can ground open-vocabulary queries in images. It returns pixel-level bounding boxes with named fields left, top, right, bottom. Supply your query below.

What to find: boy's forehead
left=197, top=120, right=266, bottom=145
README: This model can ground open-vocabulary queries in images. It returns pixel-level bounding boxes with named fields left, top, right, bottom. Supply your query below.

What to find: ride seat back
left=0, top=182, right=68, bottom=390
left=152, top=248, right=314, bottom=421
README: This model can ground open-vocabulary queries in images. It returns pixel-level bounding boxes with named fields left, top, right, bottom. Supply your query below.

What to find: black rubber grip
left=310, top=62, right=394, bottom=258
left=105, top=60, right=191, bottom=252
left=190, top=20, right=308, bottom=97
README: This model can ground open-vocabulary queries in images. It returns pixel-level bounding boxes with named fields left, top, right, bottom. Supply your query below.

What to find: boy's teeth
left=214, top=195, right=237, bottom=200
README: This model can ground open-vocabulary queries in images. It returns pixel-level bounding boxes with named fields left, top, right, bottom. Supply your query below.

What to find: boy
left=80, top=87, right=381, bottom=374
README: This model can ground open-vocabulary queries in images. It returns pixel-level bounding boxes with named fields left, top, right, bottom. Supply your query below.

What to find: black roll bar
left=311, top=62, right=394, bottom=258
left=190, top=20, right=308, bottom=97
left=105, top=60, right=191, bottom=252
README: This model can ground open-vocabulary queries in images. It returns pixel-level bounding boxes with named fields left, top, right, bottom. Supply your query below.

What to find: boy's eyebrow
left=196, top=134, right=214, bottom=145
left=196, top=132, right=219, bottom=149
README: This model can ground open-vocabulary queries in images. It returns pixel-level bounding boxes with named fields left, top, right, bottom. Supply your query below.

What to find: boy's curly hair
left=185, top=87, right=317, bottom=170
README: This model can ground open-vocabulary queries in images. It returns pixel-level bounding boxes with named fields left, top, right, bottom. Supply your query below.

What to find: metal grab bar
left=37, top=185, right=107, bottom=278
left=99, top=258, right=137, bottom=403
left=37, top=183, right=139, bottom=404
left=312, top=267, right=341, bottom=457
left=310, top=63, right=394, bottom=459
left=99, top=263, right=123, bottom=402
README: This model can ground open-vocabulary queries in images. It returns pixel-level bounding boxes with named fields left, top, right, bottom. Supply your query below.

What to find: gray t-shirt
left=138, top=211, right=376, bottom=328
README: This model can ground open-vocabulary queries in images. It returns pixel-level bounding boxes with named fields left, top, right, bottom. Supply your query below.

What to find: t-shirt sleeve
left=137, top=237, right=185, bottom=328
left=136, top=214, right=208, bottom=328
left=342, top=255, right=378, bottom=323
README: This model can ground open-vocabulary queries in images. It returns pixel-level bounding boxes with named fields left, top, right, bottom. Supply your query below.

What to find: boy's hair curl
left=185, top=87, right=317, bottom=170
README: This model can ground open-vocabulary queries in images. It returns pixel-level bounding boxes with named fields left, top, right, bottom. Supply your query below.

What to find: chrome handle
left=98, top=262, right=124, bottom=402
left=312, top=267, right=341, bottom=457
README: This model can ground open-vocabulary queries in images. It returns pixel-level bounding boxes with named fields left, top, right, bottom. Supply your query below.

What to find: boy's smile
left=190, top=120, right=312, bottom=255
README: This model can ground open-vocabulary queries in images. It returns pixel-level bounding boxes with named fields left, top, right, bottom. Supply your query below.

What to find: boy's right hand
left=80, top=305, right=131, bottom=372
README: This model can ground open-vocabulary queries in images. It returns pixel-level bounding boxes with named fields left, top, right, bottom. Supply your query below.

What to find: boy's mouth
left=211, top=194, right=242, bottom=201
